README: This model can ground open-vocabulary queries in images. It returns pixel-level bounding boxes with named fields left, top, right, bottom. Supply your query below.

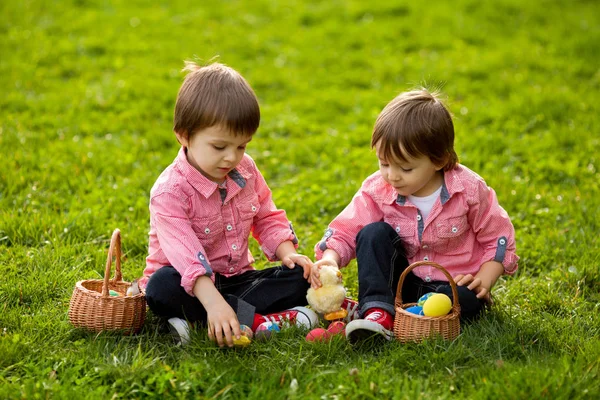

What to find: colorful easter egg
left=417, top=292, right=435, bottom=306
left=422, top=293, right=452, bottom=317
left=254, top=321, right=280, bottom=341
left=239, top=324, right=254, bottom=339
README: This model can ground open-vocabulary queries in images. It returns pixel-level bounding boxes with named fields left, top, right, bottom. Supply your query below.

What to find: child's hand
left=206, top=299, right=241, bottom=348
left=454, top=261, right=504, bottom=304
left=453, top=274, right=492, bottom=303
left=281, top=253, right=313, bottom=279
left=310, top=259, right=339, bottom=289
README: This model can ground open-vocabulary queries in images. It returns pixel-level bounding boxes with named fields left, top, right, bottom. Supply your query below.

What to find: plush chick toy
left=306, top=265, right=347, bottom=320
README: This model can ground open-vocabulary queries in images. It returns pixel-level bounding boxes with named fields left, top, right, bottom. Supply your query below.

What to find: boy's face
left=375, top=142, right=443, bottom=197
left=176, top=125, right=252, bottom=183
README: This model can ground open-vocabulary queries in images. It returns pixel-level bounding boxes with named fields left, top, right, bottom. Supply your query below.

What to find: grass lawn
left=1, top=0, right=599, bottom=398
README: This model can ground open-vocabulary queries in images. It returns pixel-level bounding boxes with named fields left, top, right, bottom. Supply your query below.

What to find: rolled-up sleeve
left=151, top=192, right=214, bottom=295
left=468, top=182, right=519, bottom=274
left=249, top=165, right=297, bottom=261
left=315, top=189, right=383, bottom=268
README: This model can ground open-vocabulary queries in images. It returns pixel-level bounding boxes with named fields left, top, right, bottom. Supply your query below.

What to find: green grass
left=1, top=0, right=599, bottom=398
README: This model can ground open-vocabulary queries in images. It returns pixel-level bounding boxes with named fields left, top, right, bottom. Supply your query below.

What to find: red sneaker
left=340, top=297, right=360, bottom=322
left=345, top=308, right=394, bottom=343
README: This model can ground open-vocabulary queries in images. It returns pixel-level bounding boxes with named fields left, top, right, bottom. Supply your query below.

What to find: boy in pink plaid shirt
left=141, top=62, right=317, bottom=346
left=311, top=89, right=519, bottom=343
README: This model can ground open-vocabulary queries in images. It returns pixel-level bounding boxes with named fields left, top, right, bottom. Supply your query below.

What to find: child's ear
left=174, top=130, right=189, bottom=147
left=435, top=155, right=449, bottom=171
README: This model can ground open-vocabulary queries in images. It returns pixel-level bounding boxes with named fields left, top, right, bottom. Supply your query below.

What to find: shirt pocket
left=236, top=193, right=260, bottom=234
left=386, top=218, right=418, bottom=258
left=191, top=214, right=224, bottom=245
left=433, top=214, right=470, bottom=253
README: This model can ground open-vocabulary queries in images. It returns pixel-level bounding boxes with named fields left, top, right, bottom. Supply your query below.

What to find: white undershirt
left=408, top=185, right=442, bottom=221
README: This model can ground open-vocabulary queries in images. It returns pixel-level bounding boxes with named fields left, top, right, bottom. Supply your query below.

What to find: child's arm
left=454, top=261, right=504, bottom=302
left=193, top=276, right=241, bottom=348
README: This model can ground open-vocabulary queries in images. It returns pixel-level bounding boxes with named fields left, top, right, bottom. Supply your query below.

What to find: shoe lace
left=344, top=300, right=360, bottom=319
left=264, top=311, right=295, bottom=324
left=365, top=311, right=383, bottom=321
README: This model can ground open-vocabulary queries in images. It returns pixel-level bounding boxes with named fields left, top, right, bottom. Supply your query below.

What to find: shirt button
left=229, top=267, right=234, bottom=273
left=395, top=226, right=401, bottom=233
left=499, top=238, right=507, bottom=245
left=232, top=244, right=237, bottom=250
left=226, top=224, right=233, bottom=231
left=423, top=256, right=429, bottom=261
left=417, top=215, right=422, bottom=221
left=204, top=228, right=210, bottom=234
left=251, top=205, right=257, bottom=212
left=451, top=226, right=458, bottom=233
left=425, top=276, right=432, bottom=282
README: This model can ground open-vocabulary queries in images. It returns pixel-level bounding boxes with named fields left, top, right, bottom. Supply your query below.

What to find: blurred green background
left=1, top=0, right=599, bottom=398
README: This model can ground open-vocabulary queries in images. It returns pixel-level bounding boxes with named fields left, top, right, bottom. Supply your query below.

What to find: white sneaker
left=167, top=317, right=191, bottom=345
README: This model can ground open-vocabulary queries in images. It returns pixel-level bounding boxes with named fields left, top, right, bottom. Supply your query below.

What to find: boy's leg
left=355, top=222, right=412, bottom=317
left=217, top=265, right=310, bottom=315
left=346, top=222, right=414, bottom=342
left=217, top=266, right=317, bottom=331
left=144, top=266, right=256, bottom=327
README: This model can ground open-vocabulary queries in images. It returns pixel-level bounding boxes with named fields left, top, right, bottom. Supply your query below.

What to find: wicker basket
left=393, top=261, right=461, bottom=343
left=68, top=229, right=146, bottom=334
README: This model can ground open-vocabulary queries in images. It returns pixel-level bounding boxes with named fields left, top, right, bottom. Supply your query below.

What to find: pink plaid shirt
left=140, top=147, right=298, bottom=295
left=315, top=165, right=519, bottom=282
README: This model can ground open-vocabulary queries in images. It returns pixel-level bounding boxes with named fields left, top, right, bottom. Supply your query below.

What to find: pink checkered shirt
left=315, top=164, right=519, bottom=282
left=140, top=147, right=298, bottom=295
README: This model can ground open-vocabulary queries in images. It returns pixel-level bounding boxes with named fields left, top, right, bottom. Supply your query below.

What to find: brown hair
left=173, top=61, right=260, bottom=139
left=371, top=89, right=458, bottom=171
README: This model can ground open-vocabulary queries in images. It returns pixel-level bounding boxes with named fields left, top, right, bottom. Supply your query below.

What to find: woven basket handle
left=395, top=261, right=460, bottom=313
left=101, top=229, right=123, bottom=297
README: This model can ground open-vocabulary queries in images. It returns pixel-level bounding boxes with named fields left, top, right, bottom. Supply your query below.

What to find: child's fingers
left=214, top=325, right=225, bottom=347
left=467, top=278, right=482, bottom=291
left=475, top=287, right=488, bottom=299
left=455, top=274, right=474, bottom=286
left=222, top=324, right=234, bottom=347
left=231, top=319, right=241, bottom=340
left=207, top=322, right=215, bottom=341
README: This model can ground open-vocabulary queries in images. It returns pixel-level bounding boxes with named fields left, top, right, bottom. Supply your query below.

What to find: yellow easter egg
left=422, top=293, right=452, bottom=317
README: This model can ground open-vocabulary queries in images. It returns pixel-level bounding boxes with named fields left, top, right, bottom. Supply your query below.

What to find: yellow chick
left=306, top=265, right=347, bottom=320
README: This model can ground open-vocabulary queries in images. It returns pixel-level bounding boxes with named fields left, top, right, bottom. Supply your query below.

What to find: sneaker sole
left=345, top=319, right=393, bottom=344
left=290, top=306, right=319, bottom=329
left=167, top=318, right=191, bottom=345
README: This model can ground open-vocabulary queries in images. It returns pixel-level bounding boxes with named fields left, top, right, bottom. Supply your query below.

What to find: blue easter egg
left=405, top=305, right=424, bottom=315
left=417, top=292, right=435, bottom=306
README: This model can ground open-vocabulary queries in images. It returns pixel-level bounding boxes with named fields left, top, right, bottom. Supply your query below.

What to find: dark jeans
left=356, top=222, right=486, bottom=322
left=145, top=265, right=310, bottom=328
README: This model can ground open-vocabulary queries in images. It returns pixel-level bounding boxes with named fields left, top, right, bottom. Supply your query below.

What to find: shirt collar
left=174, top=146, right=248, bottom=198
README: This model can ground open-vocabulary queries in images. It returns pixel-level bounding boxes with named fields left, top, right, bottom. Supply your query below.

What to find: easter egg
left=422, top=293, right=452, bottom=317
left=417, top=292, right=435, bottom=306
left=305, top=328, right=331, bottom=342
left=239, top=324, right=254, bottom=339
left=254, top=321, right=280, bottom=341
left=109, top=290, right=121, bottom=297
left=233, top=335, right=251, bottom=347
left=405, top=305, right=424, bottom=315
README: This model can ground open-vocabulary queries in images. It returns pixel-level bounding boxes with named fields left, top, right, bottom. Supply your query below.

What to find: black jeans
left=356, top=222, right=485, bottom=322
left=145, top=265, right=310, bottom=327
